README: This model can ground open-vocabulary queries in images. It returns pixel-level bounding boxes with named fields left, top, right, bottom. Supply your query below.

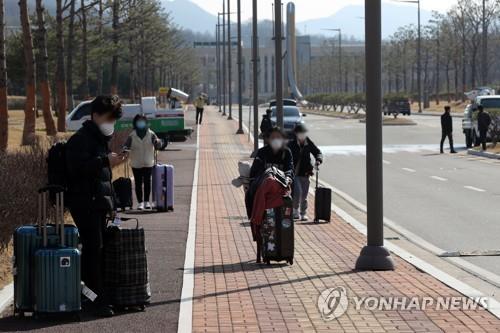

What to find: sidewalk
left=190, top=108, right=500, bottom=332
left=0, top=126, right=197, bottom=332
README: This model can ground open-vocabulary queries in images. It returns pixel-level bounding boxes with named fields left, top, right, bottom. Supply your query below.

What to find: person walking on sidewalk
left=123, top=114, right=163, bottom=210
left=194, top=94, right=206, bottom=125
left=66, top=95, right=125, bottom=317
left=477, top=105, right=491, bottom=151
left=440, top=106, right=457, bottom=154
left=260, top=109, right=273, bottom=145
left=288, top=124, right=323, bottom=221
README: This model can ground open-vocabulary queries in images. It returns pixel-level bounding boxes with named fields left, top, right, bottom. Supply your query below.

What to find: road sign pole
left=355, top=0, right=395, bottom=271
left=252, top=0, right=259, bottom=154
left=227, top=0, right=233, bottom=120
left=222, top=3, right=227, bottom=116
left=274, top=0, right=284, bottom=129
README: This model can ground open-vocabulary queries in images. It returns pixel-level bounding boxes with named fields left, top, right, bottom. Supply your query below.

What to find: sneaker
left=450, top=150, right=457, bottom=154
left=93, top=304, right=114, bottom=318
left=300, top=215, right=308, bottom=221
left=137, top=202, right=144, bottom=210
left=293, top=209, right=300, bottom=220
left=145, top=202, right=152, bottom=210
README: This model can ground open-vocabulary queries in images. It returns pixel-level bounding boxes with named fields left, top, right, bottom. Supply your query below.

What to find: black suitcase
left=260, top=198, right=294, bottom=265
left=314, top=167, right=332, bottom=223
left=104, top=218, right=150, bottom=310
left=113, top=163, right=133, bottom=210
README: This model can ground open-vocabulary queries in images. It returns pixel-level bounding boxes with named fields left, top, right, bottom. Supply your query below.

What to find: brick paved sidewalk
left=191, top=108, right=500, bottom=333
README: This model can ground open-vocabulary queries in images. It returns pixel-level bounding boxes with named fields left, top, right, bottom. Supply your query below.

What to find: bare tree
left=0, top=0, right=7, bottom=151
left=110, top=0, right=120, bottom=94
left=35, top=0, right=57, bottom=136
left=66, top=0, right=76, bottom=109
left=56, top=0, right=68, bottom=132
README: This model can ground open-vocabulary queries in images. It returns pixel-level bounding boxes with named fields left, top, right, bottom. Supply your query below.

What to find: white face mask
left=99, top=122, right=115, bottom=137
left=297, top=133, right=307, bottom=142
left=270, top=138, right=284, bottom=151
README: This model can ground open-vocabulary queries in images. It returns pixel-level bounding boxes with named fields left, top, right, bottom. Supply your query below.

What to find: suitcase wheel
left=140, top=305, right=146, bottom=312
left=265, top=258, right=271, bottom=265
left=288, top=258, right=294, bottom=265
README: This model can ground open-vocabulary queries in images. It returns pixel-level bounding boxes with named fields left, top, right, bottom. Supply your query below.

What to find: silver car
left=270, top=106, right=306, bottom=133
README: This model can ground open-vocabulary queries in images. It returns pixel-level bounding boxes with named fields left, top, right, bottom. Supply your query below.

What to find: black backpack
left=46, top=141, right=69, bottom=205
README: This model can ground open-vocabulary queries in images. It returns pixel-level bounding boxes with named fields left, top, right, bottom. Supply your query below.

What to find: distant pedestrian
left=123, top=114, right=163, bottom=210
left=260, top=109, right=273, bottom=145
left=288, top=124, right=323, bottom=221
left=440, top=106, right=456, bottom=154
left=477, top=105, right=491, bottom=151
left=194, top=94, right=206, bottom=125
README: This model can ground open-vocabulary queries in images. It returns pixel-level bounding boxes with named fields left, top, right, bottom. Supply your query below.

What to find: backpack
left=46, top=141, right=69, bottom=205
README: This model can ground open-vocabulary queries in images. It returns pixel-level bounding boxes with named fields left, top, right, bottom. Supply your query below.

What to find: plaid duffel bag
left=104, top=218, right=151, bottom=307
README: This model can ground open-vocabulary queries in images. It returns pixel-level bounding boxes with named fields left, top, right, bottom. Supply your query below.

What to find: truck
left=66, top=89, right=193, bottom=142
left=462, top=95, right=500, bottom=148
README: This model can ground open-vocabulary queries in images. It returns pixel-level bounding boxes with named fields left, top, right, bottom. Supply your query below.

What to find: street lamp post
left=236, top=0, right=244, bottom=133
left=221, top=6, right=227, bottom=116
left=355, top=0, right=395, bottom=271
left=274, top=0, right=284, bottom=129
left=227, top=0, right=233, bottom=120
left=252, top=0, right=259, bottom=153
left=216, top=21, right=221, bottom=112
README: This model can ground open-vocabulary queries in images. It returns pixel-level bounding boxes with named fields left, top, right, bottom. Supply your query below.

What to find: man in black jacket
left=440, top=106, right=456, bottom=154
left=477, top=105, right=491, bottom=151
left=66, top=95, right=125, bottom=317
left=260, top=109, right=273, bottom=145
left=288, top=124, right=323, bottom=221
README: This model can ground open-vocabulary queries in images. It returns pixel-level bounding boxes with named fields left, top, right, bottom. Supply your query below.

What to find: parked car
left=269, top=99, right=297, bottom=108
left=269, top=105, right=306, bottom=134
left=383, top=98, right=411, bottom=116
left=462, top=95, right=500, bottom=148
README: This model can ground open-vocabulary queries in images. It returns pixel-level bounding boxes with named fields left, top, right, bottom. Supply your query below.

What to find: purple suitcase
left=152, top=164, right=174, bottom=211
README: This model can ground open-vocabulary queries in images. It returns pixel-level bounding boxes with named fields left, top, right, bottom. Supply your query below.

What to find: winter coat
left=124, top=129, right=161, bottom=169
left=287, top=137, right=323, bottom=177
left=441, top=112, right=453, bottom=133
left=249, top=145, right=294, bottom=181
left=478, top=111, right=492, bottom=132
left=66, top=120, right=114, bottom=213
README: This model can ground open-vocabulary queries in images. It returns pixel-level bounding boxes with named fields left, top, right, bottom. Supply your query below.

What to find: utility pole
left=252, top=0, right=259, bottom=153
left=355, top=0, right=395, bottom=271
left=227, top=0, right=233, bottom=120
left=417, top=0, right=422, bottom=113
left=274, top=0, right=284, bottom=129
left=482, top=0, right=488, bottom=86
left=221, top=4, right=227, bottom=116
left=236, top=0, right=243, bottom=133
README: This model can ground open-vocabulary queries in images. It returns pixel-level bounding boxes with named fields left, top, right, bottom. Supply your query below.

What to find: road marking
left=177, top=126, right=200, bottom=333
left=383, top=160, right=391, bottom=165
left=402, top=167, right=416, bottom=173
left=464, top=186, right=486, bottom=193
left=430, top=176, right=447, bottom=182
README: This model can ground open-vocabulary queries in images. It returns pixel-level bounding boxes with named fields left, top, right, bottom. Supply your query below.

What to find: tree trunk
left=96, top=0, right=103, bottom=95
left=35, top=0, right=56, bottom=136
left=110, top=0, right=119, bottom=94
left=66, top=0, right=75, bottom=110
left=0, top=0, right=7, bottom=151
left=79, top=0, right=89, bottom=98
left=56, top=0, right=67, bottom=132
left=19, top=0, right=36, bottom=145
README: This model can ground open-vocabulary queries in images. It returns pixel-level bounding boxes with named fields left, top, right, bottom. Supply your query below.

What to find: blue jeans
left=293, top=176, right=310, bottom=215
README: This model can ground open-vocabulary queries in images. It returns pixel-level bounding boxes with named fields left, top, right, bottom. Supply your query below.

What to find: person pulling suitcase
left=287, top=124, right=323, bottom=221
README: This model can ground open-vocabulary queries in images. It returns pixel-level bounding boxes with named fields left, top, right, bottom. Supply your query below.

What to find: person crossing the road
left=477, top=105, right=492, bottom=151
left=440, top=106, right=457, bottom=154
left=288, top=124, right=323, bottom=221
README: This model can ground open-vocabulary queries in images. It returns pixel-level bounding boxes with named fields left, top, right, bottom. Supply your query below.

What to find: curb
left=467, top=149, right=500, bottom=160
left=359, top=119, right=417, bottom=126
left=0, top=283, right=13, bottom=315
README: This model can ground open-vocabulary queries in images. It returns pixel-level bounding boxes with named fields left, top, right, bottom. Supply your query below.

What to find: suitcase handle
left=315, top=165, right=319, bottom=190
left=107, top=217, right=139, bottom=229
left=38, top=186, right=65, bottom=247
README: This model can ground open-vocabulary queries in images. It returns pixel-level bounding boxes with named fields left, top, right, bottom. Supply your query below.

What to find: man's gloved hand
left=315, top=159, right=323, bottom=167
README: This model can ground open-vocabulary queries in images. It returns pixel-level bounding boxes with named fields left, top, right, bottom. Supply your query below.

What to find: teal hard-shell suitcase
left=33, top=190, right=81, bottom=314
left=13, top=186, right=79, bottom=315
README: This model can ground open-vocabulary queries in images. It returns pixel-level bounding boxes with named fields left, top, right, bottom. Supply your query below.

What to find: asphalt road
left=238, top=108, right=500, bottom=277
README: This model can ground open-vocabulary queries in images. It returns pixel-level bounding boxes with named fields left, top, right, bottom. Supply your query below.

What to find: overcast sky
left=188, top=0, right=456, bottom=22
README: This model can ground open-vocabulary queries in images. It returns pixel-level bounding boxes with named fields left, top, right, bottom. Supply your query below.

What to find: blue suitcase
left=33, top=191, right=81, bottom=314
left=13, top=188, right=79, bottom=316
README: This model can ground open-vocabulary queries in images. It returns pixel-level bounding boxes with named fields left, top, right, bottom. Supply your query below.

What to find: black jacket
left=288, top=138, right=323, bottom=177
left=478, top=111, right=491, bottom=132
left=260, top=115, right=273, bottom=137
left=66, top=120, right=114, bottom=213
left=250, top=145, right=294, bottom=181
left=441, top=112, right=453, bottom=133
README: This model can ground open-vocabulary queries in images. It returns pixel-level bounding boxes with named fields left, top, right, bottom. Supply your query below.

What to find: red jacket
left=251, top=176, right=288, bottom=226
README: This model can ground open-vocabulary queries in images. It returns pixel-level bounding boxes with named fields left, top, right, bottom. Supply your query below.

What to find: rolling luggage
left=13, top=186, right=79, bottom=316
left=104, top=218, right=151, bottom=310
left=260, top=198, right=294, bottom=265
left=113, top=162, right=133, bottom=210
left=314, top=166, right=332, bottom=223
left=33, top=190, right=81, bottom=314
left=152, top=152, right=174, bottom=211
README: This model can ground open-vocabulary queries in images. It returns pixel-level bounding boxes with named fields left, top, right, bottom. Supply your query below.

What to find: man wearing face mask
left=66, top=95, right=124, bottom=317
left=250, top=127, right=294, bottom=184
left=288, top=124, right=323, bottom=221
